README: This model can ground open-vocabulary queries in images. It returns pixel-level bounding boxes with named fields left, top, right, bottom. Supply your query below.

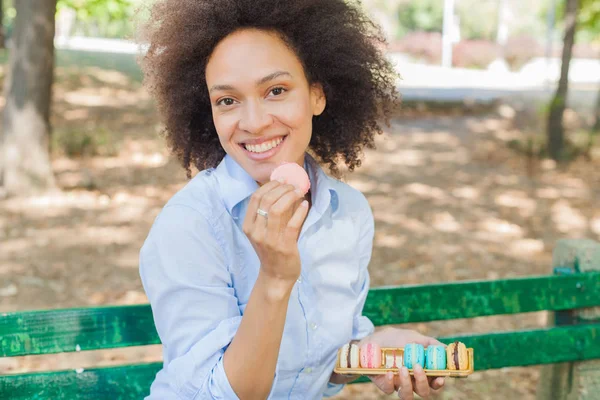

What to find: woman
left=139, top=0, right=445, bottom=398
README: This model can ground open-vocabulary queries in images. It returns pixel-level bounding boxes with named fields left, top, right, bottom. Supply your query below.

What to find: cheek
left=273, top=96, right=312, bottom=130
left=212, top=112, right=236, bottom=146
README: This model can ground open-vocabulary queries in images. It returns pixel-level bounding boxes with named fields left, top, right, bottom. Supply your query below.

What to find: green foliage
left=57, top=0, right=142, bottom=38
left=395, top=0, right=499, bottom=40
left=578, top=0, right=600, bottom=42
left=396, top=0, right=444, bottom=36
left=2, top=0, right=142, bottom=39
left=52, top=127, right=120, bottom=158
left=539, top=0, right=600, bottom=43
left=507, top=130, right=595, bottom=161
left=456, top=0, right=499, bottom=40
left=57, top=0, right=133, bottom=21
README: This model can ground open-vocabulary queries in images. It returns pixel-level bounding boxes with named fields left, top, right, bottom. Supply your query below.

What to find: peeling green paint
left=1, top=324, right=599, bottom=398
left=363, top=272, right=600, bottom=326
left=0, top=305, right=160, bottom=357
left=1, top=271, right=599, bottom=397
left=1, top=274, right=599, bottom=358
left=0, top=363, right=161, bottom=399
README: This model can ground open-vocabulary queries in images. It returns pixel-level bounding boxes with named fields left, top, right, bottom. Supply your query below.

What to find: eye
left=217, top=98, right=235, bottom=106
left=269, top=87, right=286, bottom=97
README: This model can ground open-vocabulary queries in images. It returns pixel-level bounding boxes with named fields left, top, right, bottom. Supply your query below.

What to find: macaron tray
left=334, top=345, right=474, bottom=378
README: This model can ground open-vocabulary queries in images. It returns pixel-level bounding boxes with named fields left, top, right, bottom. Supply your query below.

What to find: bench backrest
left=2, top=272, right=600, bottom=398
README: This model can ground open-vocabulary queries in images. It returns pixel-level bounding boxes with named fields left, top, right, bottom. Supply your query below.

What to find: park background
left=0, top=0, right=599, bottom=398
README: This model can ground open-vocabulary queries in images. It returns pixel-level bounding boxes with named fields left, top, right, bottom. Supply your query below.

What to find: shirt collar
left=214, top=153, right=339, bottom=216
left=215, top=155, right=259, bottom=214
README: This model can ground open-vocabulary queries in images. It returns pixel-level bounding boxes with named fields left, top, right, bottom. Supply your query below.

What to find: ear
left=310, top=83, right=326, bottom=116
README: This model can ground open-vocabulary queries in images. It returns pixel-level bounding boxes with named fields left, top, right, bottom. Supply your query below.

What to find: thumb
left=412, top=334, right=443, bottom=347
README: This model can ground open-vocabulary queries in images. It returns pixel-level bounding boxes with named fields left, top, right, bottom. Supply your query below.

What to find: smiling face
left=205, top=28, right=326, bottom=184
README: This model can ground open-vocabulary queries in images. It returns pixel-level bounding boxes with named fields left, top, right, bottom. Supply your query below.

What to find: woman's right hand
left=243, top=180, right=309, bottom=287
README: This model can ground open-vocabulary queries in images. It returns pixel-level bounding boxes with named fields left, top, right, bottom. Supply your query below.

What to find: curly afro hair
left=140, top=0, right=399, bottom=177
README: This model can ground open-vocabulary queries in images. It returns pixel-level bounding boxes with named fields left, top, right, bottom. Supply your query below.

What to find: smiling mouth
left=242, top=136, right=286, bottom=153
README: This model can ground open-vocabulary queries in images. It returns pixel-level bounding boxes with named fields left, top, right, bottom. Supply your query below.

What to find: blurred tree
left=57, top=0, right=138, bottom=38
left=456, top=0, right=498, bottom=40
left=0, top=1, right=4, bottom=49
left=0, top=0, right=57, bottom=196
left=578, top=0, right=600, bottom=132
left=397, top=0, right=444, bottom=36
left=547, top=0, right=579, bottom=161
left=544, top=0, right=600, bottom=42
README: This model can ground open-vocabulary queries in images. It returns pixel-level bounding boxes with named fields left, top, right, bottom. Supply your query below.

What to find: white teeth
left=245, top=137, right=283, bottom=153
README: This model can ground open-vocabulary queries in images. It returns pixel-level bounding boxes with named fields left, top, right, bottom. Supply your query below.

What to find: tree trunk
left=0, top=1, right=5, bottom=49
left=547, top=0, right=579, bottom=161
left=1, top=0, right=57, bottom=196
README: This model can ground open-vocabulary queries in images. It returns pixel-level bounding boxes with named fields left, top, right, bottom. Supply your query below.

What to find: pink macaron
left=359, top=342, right=382, bottom=369
left=270, top=162, right=311, bottom=195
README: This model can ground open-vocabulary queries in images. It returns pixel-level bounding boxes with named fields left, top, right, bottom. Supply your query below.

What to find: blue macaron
left=403, top=343, right=425, bottom=369
left=425, top=345, right=447, bottom=370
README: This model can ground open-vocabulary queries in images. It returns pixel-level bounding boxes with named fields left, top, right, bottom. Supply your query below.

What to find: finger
left=412, top=364, right=430, bottom=398
left=252, top=184, right=295, bottom=235
left=267, top=189, right=304, bottom=241
left=382, top=371, right=395, bottom=395
left=394, top=373, right=401, bottom=391
left=244, top=181, right=281, bottom=228
left=258, top=184, right=296, bottom=213
left=429, top=376, right=445, bottom=391
left=398, top=367, right=413, bottom=400
left=283, top=200, right=309, bottom=245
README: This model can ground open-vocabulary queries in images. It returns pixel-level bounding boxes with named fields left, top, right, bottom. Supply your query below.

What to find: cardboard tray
left=333, top=347, right=474, bottom=378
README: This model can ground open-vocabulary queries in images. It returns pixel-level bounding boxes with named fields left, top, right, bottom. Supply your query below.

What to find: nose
left=238, top=100, right=273, bottom=134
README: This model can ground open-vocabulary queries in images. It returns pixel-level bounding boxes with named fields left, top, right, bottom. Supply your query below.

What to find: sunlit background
left=0, top=0, right=599, bottom=399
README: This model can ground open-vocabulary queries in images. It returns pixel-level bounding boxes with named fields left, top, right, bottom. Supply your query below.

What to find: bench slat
left=0, top=363, right=160, bottom=400
left=1, top=324, right=599, bottom=397
left=443, top=322, right=600, bottom=370
left=364, top=272, right=600, bottom=326
left=0, top=305, right=160, bottom=357
left=2, top=273, right=599, bottom=357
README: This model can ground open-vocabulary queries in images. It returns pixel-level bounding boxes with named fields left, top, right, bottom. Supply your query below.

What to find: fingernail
left=437, top=377, right=445, bottom=386
left=301, top=200, right=308, bottom=207
left=414, top=363, right=422, bottom=372
left=277, top=177, right=285, bottom=183
left=386, top=371, right=393, bottom=381
left=401, top=367, right=409, bottom=377
left=294, top=189, right=304, bottom=196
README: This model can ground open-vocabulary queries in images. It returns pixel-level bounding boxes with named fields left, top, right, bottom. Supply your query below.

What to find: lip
left=240, top=135, right=287, bottom=161
left=240, top=135, right=286, bottom=145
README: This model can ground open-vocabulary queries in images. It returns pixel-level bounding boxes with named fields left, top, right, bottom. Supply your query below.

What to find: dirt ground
left=1, top=66, right=599, bottom=399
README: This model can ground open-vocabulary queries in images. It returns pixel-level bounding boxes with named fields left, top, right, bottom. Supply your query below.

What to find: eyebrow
left=209, top=71, right=292, bottom=93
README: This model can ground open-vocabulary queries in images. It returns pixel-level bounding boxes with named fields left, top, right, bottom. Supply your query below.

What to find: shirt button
left=305, top=367, right=312, bottom=373
left=297, top=276, right=302, bottom=283
left=310, top=322, right=318, bottom=330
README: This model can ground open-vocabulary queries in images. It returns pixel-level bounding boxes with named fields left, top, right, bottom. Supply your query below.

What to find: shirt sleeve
left=352, top=198, right=376, bottom=341
left=139, top=204, right=242, bottom=400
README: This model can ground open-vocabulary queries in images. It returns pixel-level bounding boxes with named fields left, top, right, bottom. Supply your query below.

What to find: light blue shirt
left=139, top=153, right=375, bottom=399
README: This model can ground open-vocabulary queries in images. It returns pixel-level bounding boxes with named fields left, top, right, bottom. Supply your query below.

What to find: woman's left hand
left=361, top=328, right=445, bottom=399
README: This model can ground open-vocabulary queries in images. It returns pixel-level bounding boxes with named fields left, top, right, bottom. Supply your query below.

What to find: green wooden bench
left=1, top=239, right=599, bottom=399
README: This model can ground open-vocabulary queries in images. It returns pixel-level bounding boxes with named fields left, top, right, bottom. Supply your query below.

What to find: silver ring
left=257, top=208, right=268, bottom=218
